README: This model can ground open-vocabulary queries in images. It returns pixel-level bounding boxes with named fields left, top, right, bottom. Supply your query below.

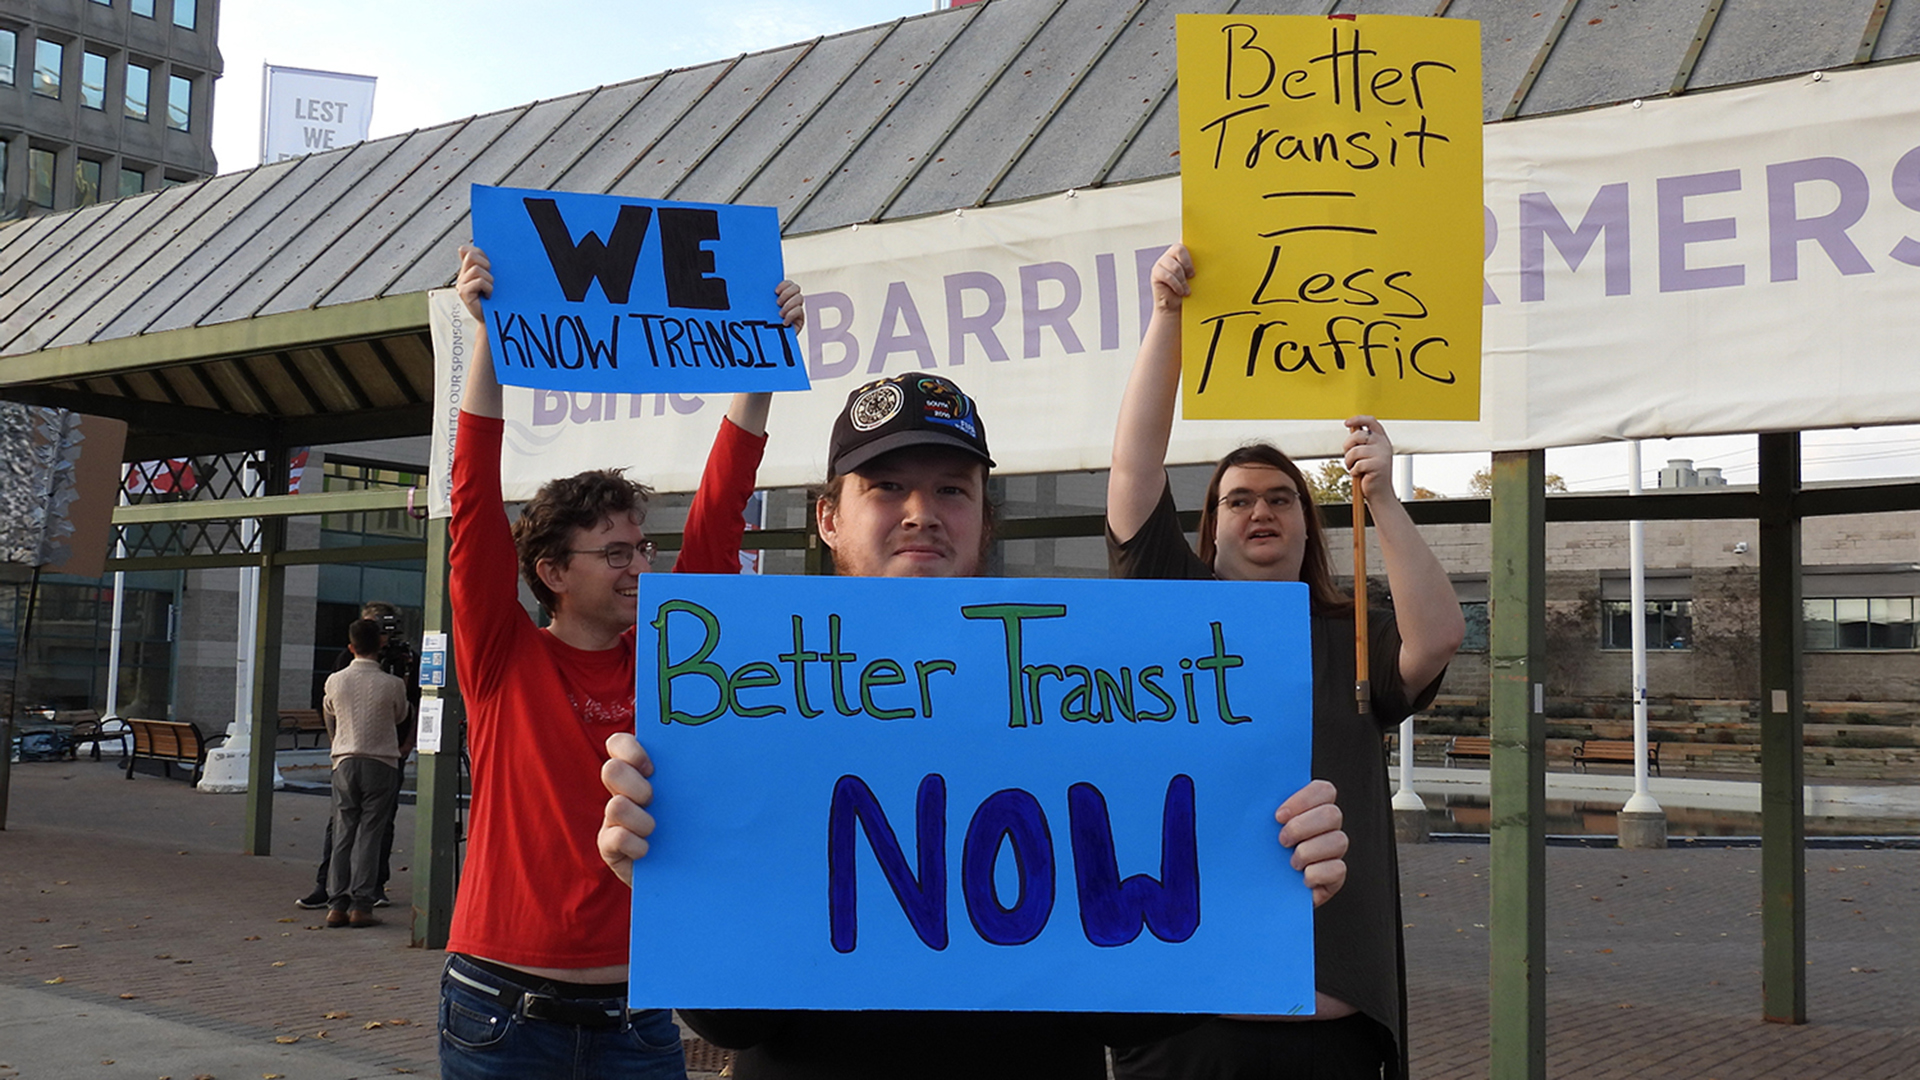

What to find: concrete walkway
left=2, top=756, right=1915, bottom=1078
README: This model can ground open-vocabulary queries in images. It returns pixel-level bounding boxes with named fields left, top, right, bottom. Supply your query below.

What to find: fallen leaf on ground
left=243, top=936, right=260, bottom=942
left=324, top=1012, right=351, bottom=1020
left=276, top=918, right=295, bottom=924
left=55, top=944, right=77, bottom=950
left=119, top=993, right=137, bottom=1000
left=363, top=1021, right=383, bottom=1030
left=43, top=977, right=63, bottom=985
left=271, top=961, right=286, bottom=968
left=274, top=1035, right=300, bottom=1044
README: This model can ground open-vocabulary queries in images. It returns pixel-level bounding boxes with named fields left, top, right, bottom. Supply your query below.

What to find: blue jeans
left=439, top=954, right=687, bottom=1080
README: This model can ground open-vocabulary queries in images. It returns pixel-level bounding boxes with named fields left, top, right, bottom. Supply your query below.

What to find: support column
left=243, top=443, right=289, bottom=856
left=413, top=516, right=462, bottom=949
left=1489, top=449, right=1546, bottom=1080
left=1757, top=433, right=1805, bottom=1024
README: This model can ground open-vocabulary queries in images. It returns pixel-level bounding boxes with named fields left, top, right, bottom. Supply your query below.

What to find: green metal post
left=1757, top=433, right=1806, bottom=1023
left=244, top=445, right=289, bottom=856
left=1488, top=449, right=1547, bottom=1080
left=413, top=516, right=462, bottom=949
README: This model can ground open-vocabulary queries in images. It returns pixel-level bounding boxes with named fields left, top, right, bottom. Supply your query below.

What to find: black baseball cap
left=827, top=374, right=996, bottom=479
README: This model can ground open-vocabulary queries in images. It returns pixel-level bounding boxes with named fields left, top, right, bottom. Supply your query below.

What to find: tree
left=1468, top=467, right=1567, bottom=497
left=1306, top=460, right=1350, bottom=504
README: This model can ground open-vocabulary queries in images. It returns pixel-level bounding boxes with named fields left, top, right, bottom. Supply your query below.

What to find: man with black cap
left=597, top=372, right=1350, bottom=1079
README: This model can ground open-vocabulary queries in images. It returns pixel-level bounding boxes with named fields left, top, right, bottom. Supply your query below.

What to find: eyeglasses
left=568, top=540, right=657, bottom=569
left=1216, top=492, right=1297, bottom=516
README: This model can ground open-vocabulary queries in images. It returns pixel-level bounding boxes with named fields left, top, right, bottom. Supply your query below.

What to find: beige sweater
left=323, top=658, right=408, bottom=768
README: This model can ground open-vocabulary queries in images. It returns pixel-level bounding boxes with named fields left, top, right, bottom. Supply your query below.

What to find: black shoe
left=373, top=893, right=391, bottom=908
left=295, top=891, right=329, bottom=910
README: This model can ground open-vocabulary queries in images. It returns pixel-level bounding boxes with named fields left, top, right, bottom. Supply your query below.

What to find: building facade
left=0, top=0, right=219, bottom=219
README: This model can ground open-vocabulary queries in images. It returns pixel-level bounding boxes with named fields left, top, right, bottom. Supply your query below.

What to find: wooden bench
left=124, top=719, right=222, bottom=784
left=1573, top=738, right=1660, bottom=775
left=1444, top=735, right=1492, bottom=765
left=278, top=708, right=327, bottom=749
left=60, top=710, right=131, bottom=763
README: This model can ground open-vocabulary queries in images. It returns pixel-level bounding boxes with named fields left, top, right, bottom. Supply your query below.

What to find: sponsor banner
left=627, top=574, right=1315, bottom=1013
left=431, top=61, right=1920, bottom=501
left=260, top=64, right=375, bottom=164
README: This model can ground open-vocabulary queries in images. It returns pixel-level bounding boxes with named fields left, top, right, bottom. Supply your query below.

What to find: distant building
left=0, top=0, right=220, bottom=219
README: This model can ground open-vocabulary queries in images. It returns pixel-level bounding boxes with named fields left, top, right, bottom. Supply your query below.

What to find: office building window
left=172, top=0, right=195, bottom=30
left=125, top=62, right=149, bottom=120
left=1451, top=575, right=1489, bottom=652
left=1599, top=571, right=1693, bottom=650
left=29, top=147, right=56, bottom=208
left=132, top=0, right=154, bottom=16
left=1602, top=600, right=1692, bottom=650
left=76, top=158, right=102, bottom=205
left=82, top=51, right=107, bottom=110
left=166, top=73, right=189, bottom=131
left=1803, top=598, right=1917, bottom=650
left=119, top=166, right=143, bottom=197
left=1460, top=601, right=1489, bottom=653
left=90, top=0, right=113, bottom=5
left=1802, top=567, right=1920, bottom=650
left=34, top=38, right=61, bottom=98
left=1, top=28, right=16, bottom=85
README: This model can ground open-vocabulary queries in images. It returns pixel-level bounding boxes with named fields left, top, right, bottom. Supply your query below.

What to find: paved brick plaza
left=1, top=758, right=1914, bottom=1078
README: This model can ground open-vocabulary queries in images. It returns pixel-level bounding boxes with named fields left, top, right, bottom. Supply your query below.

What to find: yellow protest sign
left=1177, top=14, right=1481, bottom=421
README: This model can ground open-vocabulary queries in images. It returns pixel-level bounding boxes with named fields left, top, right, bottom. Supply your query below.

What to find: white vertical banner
left=260, top=64, right=377, bottom=165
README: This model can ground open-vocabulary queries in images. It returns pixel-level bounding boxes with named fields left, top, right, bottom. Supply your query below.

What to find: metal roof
left=2, top=0, right=1914, bottom=460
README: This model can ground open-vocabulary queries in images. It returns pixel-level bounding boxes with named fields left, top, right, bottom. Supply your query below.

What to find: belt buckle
left=518, top=990, right=629, bottom=1031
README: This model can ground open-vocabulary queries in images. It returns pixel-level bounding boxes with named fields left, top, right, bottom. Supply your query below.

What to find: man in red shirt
left=439, top=246, right=803, bottom=1080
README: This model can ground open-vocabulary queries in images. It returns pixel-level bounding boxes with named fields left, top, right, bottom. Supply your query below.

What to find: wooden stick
left=1353, top=484, right=1371, bottom=717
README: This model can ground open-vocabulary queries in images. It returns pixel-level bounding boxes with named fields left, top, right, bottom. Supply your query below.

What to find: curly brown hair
left=512, top=469, right=653, bottom=614
left=1196, top=443, right=1353, bottom=614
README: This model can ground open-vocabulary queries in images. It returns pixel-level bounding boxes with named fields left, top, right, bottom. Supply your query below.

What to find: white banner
left=430, top=62, right=1920, bottom=504
left=260, top=64, right=376, bottom=164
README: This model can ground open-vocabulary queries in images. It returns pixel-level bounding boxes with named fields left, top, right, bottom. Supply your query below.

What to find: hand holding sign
left=1176, top=14, right=1481, bottom=421
left=469, top=184, right=809, bottom=395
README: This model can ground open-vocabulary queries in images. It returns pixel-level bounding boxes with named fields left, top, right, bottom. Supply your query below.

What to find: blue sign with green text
left=469, top=184, right=805, bottom=394
left=626, top=575, right=1316, bottom=1014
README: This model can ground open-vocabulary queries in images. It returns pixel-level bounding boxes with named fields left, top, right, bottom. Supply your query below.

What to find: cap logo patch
left=849, top=384, right=904, bottom=432
left=916, top=378, right=979, bottom=436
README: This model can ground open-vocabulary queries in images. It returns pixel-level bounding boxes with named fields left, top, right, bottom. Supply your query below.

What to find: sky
left=206, top=2, right=1920, bottom=498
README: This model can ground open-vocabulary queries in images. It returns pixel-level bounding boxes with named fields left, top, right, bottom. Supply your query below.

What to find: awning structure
left=5, top=0, right=1914, bottom=457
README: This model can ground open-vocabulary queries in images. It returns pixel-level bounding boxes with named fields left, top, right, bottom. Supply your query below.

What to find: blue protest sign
left=469, top=184, right=807, bottom=394
left=627, top=575, right=1315, bottom=1014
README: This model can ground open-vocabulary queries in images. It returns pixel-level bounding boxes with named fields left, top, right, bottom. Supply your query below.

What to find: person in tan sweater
left=322, top=617, right=410, bottom=927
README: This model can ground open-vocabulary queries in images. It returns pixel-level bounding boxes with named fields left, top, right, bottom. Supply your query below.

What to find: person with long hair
left=1105, top=243, right=1464, bottom=1080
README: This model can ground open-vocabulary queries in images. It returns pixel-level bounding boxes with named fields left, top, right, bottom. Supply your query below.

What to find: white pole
left=235, top=454, right=261, bottom=727
left=1624, top=441, right=1661, bottom=815
left=1390, top=454, right=1425, bottom=813
left=104, top=468, right=129, bottom=718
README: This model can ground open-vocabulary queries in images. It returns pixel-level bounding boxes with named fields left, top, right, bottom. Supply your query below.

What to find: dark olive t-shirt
left=1106, top=482, right=1439, bottom=1080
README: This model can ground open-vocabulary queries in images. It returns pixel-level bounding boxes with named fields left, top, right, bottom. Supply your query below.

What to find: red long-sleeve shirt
left=445, top=409, right=764, bottom=969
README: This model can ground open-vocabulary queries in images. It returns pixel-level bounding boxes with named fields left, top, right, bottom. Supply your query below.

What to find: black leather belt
left=516, top=992, right=631, bottom=1030
left=448, top=955, right=633, bottom=1031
